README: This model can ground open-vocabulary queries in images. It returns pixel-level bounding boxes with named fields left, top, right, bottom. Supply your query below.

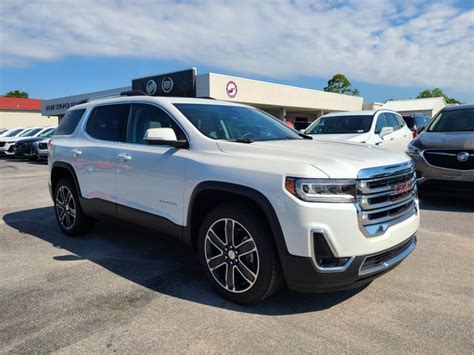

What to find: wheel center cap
left=228, top=250, right=236, bottom=260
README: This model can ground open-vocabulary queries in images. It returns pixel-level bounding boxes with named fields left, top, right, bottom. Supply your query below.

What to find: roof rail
left=120, top=90, right=147, bottom=96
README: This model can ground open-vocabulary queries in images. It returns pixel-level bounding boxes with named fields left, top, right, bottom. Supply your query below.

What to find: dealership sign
left=132, top=68, right=196, bottom=97
left=226, top=81, right=238, bottom=98
left=41, top=86, right=131, bottom=116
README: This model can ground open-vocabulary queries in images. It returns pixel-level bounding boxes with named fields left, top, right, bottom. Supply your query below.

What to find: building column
left=278, top=108, right=287, bottom=121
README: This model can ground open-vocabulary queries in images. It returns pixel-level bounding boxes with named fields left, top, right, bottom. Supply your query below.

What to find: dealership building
left=41, top=68, right=446, bottom=129
left=41, top=68, right=363, bottom=130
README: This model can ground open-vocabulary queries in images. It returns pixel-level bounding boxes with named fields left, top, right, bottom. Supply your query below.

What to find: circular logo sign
left=457, top=152, right=469, bottom=162
left=146, top=80, right=157, bottom=95
left=161, top=77, right=174, bottom=94
left=226, top=81, right=238, bottom=98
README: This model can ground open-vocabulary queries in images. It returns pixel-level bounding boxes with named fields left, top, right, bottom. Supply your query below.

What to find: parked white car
left=0, top=127, right=46, bottom=156
left=304, top=110, right=413, bottom=151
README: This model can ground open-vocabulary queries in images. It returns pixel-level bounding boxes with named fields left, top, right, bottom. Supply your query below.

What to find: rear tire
left=197, top=203, right=283, bottom=304
left=54, top=178, right=94, bottom=236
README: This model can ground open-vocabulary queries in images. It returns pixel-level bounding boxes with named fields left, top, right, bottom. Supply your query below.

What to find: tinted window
left=20, top=128, right=42, bottom=137
left=402, top=116, right=415, bottom=128
left=175, top=104, right=301, bottom=141
left=3, top=128, right=24, bottom=137
left=127, top=104, right=185, bottom=144
left=375, top=113, right=390, bottom=133
left=415, top=116, right=427, bottom=128
left=306, top=115, right=373, bottom=134
left=428, top=109, right=474, bottom=132
left=56, top=109, right=86, bottom=135
left=86, top=104, right=130, bottom=142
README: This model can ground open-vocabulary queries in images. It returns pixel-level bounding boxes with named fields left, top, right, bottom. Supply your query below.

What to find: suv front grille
left=423, top=150, right=474, bottom=170
left=356, top=162, right=417, bottom=237
left=0, top=142, right=5, bottom=147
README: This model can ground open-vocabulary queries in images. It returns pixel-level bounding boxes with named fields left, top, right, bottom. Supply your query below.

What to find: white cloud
left=0, top=0, right=473, bottom=93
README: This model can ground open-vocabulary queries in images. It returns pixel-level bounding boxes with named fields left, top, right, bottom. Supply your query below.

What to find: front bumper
left=284, top=235, right=416, bottom=293
left=0, top=144, right=15, bottom=156
left=409, top=153, right=474, bottom=184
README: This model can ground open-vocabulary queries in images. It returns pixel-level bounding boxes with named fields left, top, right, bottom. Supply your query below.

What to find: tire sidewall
left=54, top=178, right=88, bottom=236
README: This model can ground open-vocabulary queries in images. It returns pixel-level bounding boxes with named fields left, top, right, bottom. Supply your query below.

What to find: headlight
left=285, top=178, right=356, bottom=203
left=407, top=141, right=422, bottom=155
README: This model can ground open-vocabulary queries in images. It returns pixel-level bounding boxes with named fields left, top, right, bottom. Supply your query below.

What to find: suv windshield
left=20, top=128, right=42, bottom=137
left=39, top=128, right=55, bottom=137
left=305, top=115, right=373, bottom=134
left=2, top=128, right=23, bottom=137
left=428, top=109, right=474, bottom=132
left=174, top=104, right=301, bottom=142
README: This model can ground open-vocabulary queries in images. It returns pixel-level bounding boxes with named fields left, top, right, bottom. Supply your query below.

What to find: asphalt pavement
left=0, top=158, right=473, bottom=353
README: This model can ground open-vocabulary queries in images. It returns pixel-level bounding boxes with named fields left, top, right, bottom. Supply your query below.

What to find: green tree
left=324, top=74, right=360, bottom=96
left=416, top=88, right=462, bottom=104
left=4, top=90, right=29, bottom=98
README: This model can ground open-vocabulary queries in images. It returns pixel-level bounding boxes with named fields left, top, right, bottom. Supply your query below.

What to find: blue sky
left=1, top=0, right=473, bottom=103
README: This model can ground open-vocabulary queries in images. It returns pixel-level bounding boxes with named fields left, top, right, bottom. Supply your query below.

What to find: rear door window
left=56, top=109, right=86, bottom=135
left=86, top=104, right=130, bottom=142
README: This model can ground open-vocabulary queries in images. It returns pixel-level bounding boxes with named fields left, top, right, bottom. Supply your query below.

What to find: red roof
left=0, top=97, right=43, bottom=111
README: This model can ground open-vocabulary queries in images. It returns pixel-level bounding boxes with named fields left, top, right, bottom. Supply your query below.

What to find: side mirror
left=379, top=126, right=394, bottom=138
left=144, top=128, right=187, bottom=148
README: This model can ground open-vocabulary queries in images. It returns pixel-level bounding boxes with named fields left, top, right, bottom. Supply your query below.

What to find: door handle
left=117, top=153, right=132, bottom=162
left=71, top=148, right=82, bottom=157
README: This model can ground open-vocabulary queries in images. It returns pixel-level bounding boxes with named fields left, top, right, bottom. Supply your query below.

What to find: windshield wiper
left=298, top=132, right=313, bottom=140
left=231, top=138, right=255, bottom=143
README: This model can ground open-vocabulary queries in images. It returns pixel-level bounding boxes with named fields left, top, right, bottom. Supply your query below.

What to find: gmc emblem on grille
left=394, top=181, right=413, bottom=195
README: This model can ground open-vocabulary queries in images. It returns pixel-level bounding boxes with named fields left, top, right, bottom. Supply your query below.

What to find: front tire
left=197, top=203, right=283, bottom=304
left=54, top=178, right=93, bottom=236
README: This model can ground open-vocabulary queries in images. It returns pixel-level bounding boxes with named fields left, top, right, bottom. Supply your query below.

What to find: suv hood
left=308, top=133, right=369, bottom=143
left=417, top=131, right=474, bottom=149
left=217, top=139, right=409, bottom=178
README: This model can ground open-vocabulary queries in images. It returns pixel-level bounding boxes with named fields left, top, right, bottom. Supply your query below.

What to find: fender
left=184, top=181, right=291, bottom=258
left=51, top=161, right=83, bottom=198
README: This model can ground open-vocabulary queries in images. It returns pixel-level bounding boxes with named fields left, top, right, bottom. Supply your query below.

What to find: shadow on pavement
left=418, top=188, right=474, bottom=213
left=3, top=206, right=365, bottom=315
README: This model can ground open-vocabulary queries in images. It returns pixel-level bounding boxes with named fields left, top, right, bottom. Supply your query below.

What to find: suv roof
left=322, top=109, right=398, bottom=117
left=71, top=96, right=249, bottom=112
left=443, top=104, right=474, bottom=111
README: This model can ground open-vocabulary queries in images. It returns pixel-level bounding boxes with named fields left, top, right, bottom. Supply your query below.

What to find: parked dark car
left=14, top=128, right=56, bottom=160
left=402, top=114, right=430, bottom=139
left=407, top=105, right=474, bottom=191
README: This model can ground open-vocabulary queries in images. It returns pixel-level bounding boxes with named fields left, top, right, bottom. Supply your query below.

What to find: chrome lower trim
left=310, top=228, right=354, bottom=273
left=358, top=236, right=417, bottom=277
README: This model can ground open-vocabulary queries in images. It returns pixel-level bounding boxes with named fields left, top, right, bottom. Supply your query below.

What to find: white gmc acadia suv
left=49, top=95, right=419, bottom=304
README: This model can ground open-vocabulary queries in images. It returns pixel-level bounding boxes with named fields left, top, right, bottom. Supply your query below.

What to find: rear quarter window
left=56, top=109, right=86, bottom=135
